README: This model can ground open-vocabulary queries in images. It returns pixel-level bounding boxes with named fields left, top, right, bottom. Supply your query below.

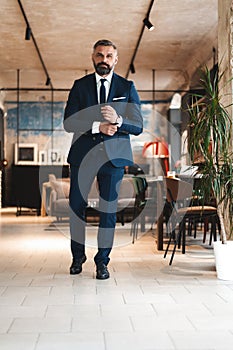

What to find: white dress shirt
left=96, top=72, right=112, bottom=103
left=92, top=71, right=122, bottom=133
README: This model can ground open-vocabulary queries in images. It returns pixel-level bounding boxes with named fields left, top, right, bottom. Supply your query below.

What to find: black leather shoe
left=96, top=263, right=110, bottom=280
left=70, top=256, right=87, bottom=275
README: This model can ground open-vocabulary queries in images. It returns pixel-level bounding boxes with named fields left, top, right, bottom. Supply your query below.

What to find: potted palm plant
left=187, top=64, right=233, bottom=280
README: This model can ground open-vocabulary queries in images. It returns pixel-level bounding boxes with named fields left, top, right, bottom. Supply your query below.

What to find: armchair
left=46, top=174, right=136, bottom=223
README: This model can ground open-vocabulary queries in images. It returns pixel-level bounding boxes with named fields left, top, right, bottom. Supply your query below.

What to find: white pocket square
left=113, top=96, right=126, bottom=100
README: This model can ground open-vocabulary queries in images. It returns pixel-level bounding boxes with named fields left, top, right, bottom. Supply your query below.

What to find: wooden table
left=155, top=179, right=165, bottom=250
left=145, top=176, right=165, bottom=250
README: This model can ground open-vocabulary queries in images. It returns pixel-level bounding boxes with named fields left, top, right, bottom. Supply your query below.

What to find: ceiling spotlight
left=143, top=17, right=154, bottom=31
left=45, top=77, right=51, bottom=86
left=130, top=63, right=136, bottom=74
left=25, top=26, right=31, bottom=40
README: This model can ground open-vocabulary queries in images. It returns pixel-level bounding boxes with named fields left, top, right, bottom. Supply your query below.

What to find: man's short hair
left=93, top=39, right=117, bottom=50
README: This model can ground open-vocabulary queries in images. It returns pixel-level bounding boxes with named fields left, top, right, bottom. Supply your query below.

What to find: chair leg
left=188, top=218, right=193, bottom=236
left=176, top=219, right=186, bottom=254
left=178, top=222, right=182, bottom=249
left=209, top=216, right=217, bottom=245
left=193, top=219, right=198, bottom=238
left=182, top=221, right=186, bottom=254
left=164, top=228, right=175, bottom=258
left=165, top=212, right=188, bottom=265
left=130, top=221, right=135, bottom=242
left=130, top=204, right=138, bottom=242
left=169, top=235, right=179, bottom=265
left=164, top=217, right=177, bottom=259
left=121, top=211, right=125, bottom=226
left=170, top=222, right=185, bottom=265
left=134, top=221, right=139, bottom=243
left=131, top=218, right=139, bottom=244
left=168, top=219, right=186, bottom=265
left=203, top=218, right=209, bottom=243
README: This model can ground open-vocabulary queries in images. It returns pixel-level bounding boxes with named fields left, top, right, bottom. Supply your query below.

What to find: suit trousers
left=69, top=144, right=125, bottom=266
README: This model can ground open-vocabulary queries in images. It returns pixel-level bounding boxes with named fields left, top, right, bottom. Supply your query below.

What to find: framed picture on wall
left=14, top=143, right=38, bottom=165
left=48, top=149, right=62, bottom=164
left=38, top=150, right=47, bottom=165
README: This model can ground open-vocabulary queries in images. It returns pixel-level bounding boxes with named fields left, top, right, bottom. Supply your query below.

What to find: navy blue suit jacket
left=63, top=72, right=143, bottom=167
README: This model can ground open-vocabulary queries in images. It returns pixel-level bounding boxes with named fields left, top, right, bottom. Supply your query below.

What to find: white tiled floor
left=1, top=208, right=233, bottom=350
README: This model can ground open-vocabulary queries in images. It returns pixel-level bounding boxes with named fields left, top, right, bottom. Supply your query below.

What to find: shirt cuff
left=117, top=115, right=123, bottom=127
left=92, top=121, right=100, bottom=134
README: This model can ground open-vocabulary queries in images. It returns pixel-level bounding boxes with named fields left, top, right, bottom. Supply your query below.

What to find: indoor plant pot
left=213, top=241, right=233, bottom=280
left=187, top=64, right=233, bottom=280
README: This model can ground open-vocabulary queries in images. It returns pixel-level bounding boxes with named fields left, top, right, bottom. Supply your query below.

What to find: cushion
left=54, top=198, right=70, bottom=213
left=50, top=180, right=70, bottom=199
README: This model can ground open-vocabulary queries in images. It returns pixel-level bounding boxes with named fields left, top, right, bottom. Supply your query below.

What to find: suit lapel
left=107, top=73, right=118, bottom=102
left=89, top=73, right=98, bottom=105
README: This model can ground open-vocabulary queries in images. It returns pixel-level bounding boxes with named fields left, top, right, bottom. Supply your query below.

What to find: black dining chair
left=163, top=177, right=219, bottom=265
left=130, top=176, right=148, bottom=243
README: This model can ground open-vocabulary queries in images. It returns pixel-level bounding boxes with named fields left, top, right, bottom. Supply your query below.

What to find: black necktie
left=100, top=79, right=106, bottom=104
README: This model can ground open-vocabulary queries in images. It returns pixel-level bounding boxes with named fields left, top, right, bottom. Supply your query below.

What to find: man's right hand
left=99, top=122, right=118, bottom=136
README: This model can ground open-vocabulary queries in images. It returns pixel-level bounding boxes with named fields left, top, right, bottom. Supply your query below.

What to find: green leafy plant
left=187, top=65, right=233, bottom=243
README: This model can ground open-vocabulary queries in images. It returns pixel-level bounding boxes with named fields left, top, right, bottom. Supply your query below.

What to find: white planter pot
left=213, top=241, right=233, bottom=281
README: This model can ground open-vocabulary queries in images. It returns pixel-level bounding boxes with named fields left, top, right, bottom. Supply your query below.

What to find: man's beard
left=94, top=61, right=112, bottom=76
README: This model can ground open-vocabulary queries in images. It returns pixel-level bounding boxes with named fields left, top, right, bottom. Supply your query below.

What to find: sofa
left=46, top=174, right=136, bottom=223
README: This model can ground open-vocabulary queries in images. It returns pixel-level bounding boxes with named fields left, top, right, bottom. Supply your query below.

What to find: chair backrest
left=131, top=176, right=148, bottom=208
left=48, top=173, right=57, bottom=182
left=163, top=177, right=194, bottom=233
left=165, top=178, right=193, bottom=203
left=118, top=177, right=135, bottom=199
left=132, top=176, right=148, bottom=196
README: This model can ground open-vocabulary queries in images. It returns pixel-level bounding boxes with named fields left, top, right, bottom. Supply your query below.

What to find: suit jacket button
left=93, top=137, right=96, bottom=141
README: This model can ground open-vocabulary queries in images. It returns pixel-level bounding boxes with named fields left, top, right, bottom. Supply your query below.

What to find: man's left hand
left=101, top=105, right=118, bottom=124
left=99, top=122, right=118, bottom=136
